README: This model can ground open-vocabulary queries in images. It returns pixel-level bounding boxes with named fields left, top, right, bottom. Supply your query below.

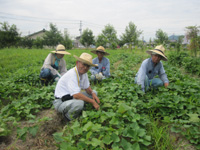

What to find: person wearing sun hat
left=39, top=44, right=71, bottom=85
left=53, top=53, right=100, bottom=121
left=135, top=45, right=169, bottom=92
left=90, top=46, right=110, bottom=82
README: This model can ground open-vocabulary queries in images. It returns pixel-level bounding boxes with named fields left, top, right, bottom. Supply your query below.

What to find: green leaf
left=53, top=132, right=64, bottom=143
left=29, top=125, right=38, bottom=137
left=82, top=111, right=87, bottom=118
left=103, top=134, right=113, bottom=145
left=91, top=138, right=102, bottom=147
left=120, top=138, right=133, bottom=150
left=132, top=142, right=140, bottom=150
left=83, top=121, right=93, bottom=131
left=117, top=103, right=130, bottom=114
left=187, top=114, right=200, bottom=122
left=17, top=127, right=28, bottom=141
left=60, top=142, right=78, bottom=150
left=110, top=117, right=119, bottom=125
left=111, top=133, right=120, bottom=142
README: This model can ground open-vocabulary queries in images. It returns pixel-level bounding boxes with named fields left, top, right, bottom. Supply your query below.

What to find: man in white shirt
left=53, top=53, right=100, bottom=121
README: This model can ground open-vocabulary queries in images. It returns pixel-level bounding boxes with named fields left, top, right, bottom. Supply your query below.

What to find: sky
left=0, top=0, right=200, bottom=41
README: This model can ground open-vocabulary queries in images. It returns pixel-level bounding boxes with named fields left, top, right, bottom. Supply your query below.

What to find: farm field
left=0, top=48, right=199, bottom=150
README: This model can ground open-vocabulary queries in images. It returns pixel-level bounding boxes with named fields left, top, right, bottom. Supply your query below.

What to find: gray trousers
left=53, top=90, right=97, bottom=120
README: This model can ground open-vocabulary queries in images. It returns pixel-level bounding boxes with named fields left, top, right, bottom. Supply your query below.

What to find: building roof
left=27, top=29, right=46, bottom=37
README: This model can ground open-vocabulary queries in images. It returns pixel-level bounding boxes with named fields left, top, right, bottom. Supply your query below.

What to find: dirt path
left=0, top=109, right=65, bottom=150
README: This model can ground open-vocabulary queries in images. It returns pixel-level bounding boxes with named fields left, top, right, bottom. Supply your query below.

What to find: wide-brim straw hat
left=91, top=46, right=110, bottom=56
left=51, top=44, right=71, bottom=55
left=146, top=45, right=168, bottom=61
left=74, top=53, right=98, bottom=67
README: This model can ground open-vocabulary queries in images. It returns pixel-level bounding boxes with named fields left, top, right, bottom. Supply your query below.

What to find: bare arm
left=73, top=92, right=100, bottom=110
left=85, top=86, right=100, bottom=104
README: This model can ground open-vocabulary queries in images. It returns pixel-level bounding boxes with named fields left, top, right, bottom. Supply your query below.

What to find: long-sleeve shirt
left=41, top=53, right=67, bottom=76
left=136, top=58, right=169, bottom=91
left=90, top=57, right=110, bottom=77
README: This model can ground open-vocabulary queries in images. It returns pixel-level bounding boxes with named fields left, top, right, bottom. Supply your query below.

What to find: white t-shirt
left=54, top=66, right=90, bottom=98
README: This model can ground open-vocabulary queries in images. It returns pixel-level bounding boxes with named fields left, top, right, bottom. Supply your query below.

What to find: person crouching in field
left=90, top=46, right=110, bottom=82
left=53, top=53, right=100, bottom=121
left=135, top=45, right=169, bottom=92
left=39, top=44, right=71, bottom=85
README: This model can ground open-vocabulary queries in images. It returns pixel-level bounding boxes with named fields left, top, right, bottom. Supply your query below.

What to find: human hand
left=164, top=82, right=169, bottom=88
left=92, top=94, right=100, bottom=104
left=55, top=77, right=60, bottom=82
left=92, top=101, right=100, bottom=110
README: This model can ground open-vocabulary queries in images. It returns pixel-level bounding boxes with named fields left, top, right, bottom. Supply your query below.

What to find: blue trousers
left=40, top=68, right=56, bottom=85
left=135, top=76, right=163, bottom=91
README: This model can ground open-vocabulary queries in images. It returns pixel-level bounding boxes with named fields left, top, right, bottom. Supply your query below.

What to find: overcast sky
left=0, top=0, right=199, bottom=41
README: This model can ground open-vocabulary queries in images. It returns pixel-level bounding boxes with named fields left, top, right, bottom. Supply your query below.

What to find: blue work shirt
left=90, top=57, right=110, bottom=77
left=135, top=58, right=169, bottom=91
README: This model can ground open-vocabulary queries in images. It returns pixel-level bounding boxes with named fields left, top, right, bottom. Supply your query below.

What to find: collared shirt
left=90, top=57, right=110, bottom=77
left=136, top=58, right=169, bottom=91
left=41, top=53, right=67, bottom=76
left=54, top=66, right=90, bottom=98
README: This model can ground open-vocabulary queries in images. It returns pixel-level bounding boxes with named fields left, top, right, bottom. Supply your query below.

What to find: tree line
left=0, top=21, right=199, bottom=56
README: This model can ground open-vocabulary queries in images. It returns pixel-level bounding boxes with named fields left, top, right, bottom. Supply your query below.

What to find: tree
left=155, top=29, right=169, bottom=45
left=185, top=25, right=200, bottom=57
left=62, top=30, right=73, bottom=49
left=97, top=24, right=118, bottom=49
left=0, top=22, right=20, bottom=49
left=33, top=37, right=44, bottom=49
left=80, top=28, right=95, bottom=48
left=96, top=34, right=107, bottom=48
left=43, top=23, right=63, bottom=47
left=120, top=22, right=142, bottom=50
left=176, top=35, right=184, bottom=52
left=19, top=37, right=33, bottom=49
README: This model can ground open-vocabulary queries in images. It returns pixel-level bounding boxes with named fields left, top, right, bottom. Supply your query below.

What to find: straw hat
left=91, top=46, right=110, bottom=56
left=51, top=44, right=71, bottom=55
left=146, top=45, right=168, bottom=61
left=74, top=53, right=98, bottom=67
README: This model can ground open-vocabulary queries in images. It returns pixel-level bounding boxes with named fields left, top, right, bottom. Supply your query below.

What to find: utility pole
left=79, top=20, right=82, bottom=36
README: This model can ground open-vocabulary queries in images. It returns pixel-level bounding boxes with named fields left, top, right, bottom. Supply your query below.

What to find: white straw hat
left=74, top=53, right=98, bottom=67
left=91, top=46, right=110, bottom=56
left=51, top=44, right=71, bottom=55
left=146, top=45, right=168, bottom=61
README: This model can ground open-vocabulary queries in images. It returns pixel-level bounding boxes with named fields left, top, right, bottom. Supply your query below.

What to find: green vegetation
left=0, top=48, right=199, bottom=150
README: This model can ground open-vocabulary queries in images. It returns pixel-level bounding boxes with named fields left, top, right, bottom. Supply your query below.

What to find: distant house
left=168, top=35, right=180, bottom=42
left=27, top=29, right=46, bottom=40
left=73, top=36, right=85, bottom=48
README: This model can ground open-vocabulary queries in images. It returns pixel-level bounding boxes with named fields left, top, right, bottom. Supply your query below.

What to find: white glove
left=54, top=77, right=60, bottom=82
left=95, top=72, right=103, bottom=80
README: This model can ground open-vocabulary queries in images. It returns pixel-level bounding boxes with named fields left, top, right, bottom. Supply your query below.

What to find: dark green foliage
left=168, top=51, right=200, bottom=75
left=80, top=28, right=95, bottom=47
left=0, top=22, right=20, bottom=49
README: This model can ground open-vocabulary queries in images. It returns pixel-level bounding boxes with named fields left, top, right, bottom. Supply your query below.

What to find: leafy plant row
left=168, top=51, right=200, bottom=76
left=53, top=51, right=200, bottom=150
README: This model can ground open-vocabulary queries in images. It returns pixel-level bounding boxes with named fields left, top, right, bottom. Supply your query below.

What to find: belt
left=55, top=94, right=73, bottom=102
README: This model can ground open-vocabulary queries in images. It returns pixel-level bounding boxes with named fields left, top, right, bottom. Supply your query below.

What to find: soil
left=0, top=109, right=66, bottom=150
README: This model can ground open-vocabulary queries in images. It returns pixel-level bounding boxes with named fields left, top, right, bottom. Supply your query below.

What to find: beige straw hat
left=74, top=53, right=98, bottom=67
left=91, top=46, right=110, bottom=56
left=51, top=44, right=71, bottom=55
left=146, top=45, right=168, bottom=61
